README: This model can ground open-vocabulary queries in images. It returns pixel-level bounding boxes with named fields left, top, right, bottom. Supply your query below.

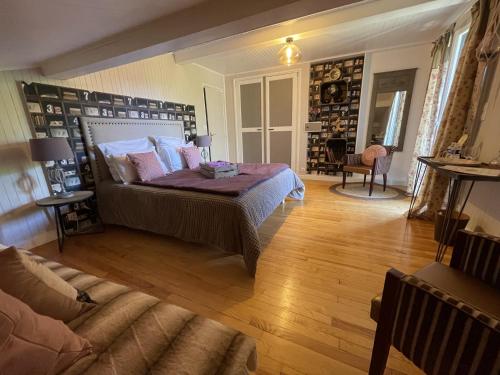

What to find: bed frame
left=79, top=117, right=304, bottom=276
left=80, top=117, right=184, bottom=185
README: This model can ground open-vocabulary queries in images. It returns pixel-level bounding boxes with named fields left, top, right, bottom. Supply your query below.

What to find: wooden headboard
left=80, top=117, right=184, bottom=185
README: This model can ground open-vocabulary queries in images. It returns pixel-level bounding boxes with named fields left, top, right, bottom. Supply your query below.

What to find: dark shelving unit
left=307, top=55, right=364, bottom=174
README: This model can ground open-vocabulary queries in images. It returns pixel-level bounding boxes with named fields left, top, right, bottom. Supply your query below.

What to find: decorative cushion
left=0, top=289, right=93, bottom=374
left=127, top=151, right=165, bottom=181
left=181, top=147, right=202, bottom=170
left=108, top=154, right=138, bottom=184
left=98, top=137, right=167, bottom=180
left=361, top=145, right=387, bottom=166
left=0, top=247, right=94, bottom=323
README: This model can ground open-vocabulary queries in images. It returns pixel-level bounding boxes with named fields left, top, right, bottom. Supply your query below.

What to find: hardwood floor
left=33, top=180, right=439, bottom=374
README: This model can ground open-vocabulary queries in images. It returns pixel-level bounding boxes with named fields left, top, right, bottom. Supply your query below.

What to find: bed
left=80, top=117, right=304, bottom=276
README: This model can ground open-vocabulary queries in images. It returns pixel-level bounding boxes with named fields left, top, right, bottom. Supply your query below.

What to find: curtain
left=409, top=0, right=493, bottom=220
left=406, top=28, right=454, bottom=194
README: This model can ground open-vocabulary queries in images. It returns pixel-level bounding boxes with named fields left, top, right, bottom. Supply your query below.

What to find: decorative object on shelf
left=320, top=81, right=348, bottom=104
left=29, top=138, right=75, bottom=198
left=307, top=55, right=365, bottom=174
left=333, top=117, right=345, bottom=134
left=324, top=67, right=342, bottom=82
left=196, top=135, right=212, bottom=164
left=278, top=37, right=302, bottom=66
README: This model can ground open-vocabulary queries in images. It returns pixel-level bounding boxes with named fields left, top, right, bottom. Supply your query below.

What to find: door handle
left=257, top=128, right=262, bottom=131
left=269, top=128, right=275, bottom=131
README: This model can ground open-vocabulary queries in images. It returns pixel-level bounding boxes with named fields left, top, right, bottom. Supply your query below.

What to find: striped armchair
left=369, top=230, right=500, bottom=375
left=342, top=146, right=395, bottom=196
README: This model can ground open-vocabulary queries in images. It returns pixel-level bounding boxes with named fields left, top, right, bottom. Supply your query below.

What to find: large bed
left=80, top=117, right=304, bottom=276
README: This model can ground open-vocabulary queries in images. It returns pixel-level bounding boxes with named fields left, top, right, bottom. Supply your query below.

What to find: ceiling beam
left=40, top=0, right=362, bottom=79
left=173, top=0, right=468, bottom=64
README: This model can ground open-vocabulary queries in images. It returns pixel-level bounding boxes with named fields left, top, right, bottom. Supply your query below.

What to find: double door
left=235, top=72, right=298, bottom=168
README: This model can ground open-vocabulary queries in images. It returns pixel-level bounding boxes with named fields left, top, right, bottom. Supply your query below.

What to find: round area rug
left=329, top=182, right=406, bottom=200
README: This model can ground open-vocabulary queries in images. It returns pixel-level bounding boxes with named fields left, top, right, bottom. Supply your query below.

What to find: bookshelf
left=307, top=55, right=364, bottom=174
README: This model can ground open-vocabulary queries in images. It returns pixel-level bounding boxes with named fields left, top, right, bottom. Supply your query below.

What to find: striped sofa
left=369, top=230, right=500, bottom=375
left=23, top=251, right=258, bottom=374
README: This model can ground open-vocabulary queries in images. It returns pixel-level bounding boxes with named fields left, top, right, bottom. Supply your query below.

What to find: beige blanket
left=26, top=252, right=257, bottom=374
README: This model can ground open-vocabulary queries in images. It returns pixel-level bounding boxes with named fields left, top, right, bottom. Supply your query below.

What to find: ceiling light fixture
left=278, top=37, right=302, bottom=66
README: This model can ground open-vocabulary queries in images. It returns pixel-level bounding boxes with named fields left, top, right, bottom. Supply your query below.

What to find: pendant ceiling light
left=278, top=37, right=302, bottom=66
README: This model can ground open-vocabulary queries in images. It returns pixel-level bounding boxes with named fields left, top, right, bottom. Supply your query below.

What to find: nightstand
left=36, top=190, right=103, bottom=252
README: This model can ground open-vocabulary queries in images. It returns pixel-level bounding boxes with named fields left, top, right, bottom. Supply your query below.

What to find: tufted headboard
left=80, top=117, right=184, bottom=185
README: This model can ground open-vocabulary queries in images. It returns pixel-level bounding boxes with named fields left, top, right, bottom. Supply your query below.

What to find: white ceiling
left=176, top=0, right=470, bottom=75
left=0, top=0, right=204, bottom=70
left=0, top=0, right=470, bottom=76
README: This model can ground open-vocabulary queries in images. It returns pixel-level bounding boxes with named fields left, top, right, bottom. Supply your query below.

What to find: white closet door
left=236, top=78, right=264, bottom=163
left=265, top=73, right=297, bottom=167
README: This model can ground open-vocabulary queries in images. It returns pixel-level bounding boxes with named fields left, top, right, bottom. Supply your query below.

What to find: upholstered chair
left=369, top=230, right=500, bottom=375
left=342, top=146, right=395, bottom=196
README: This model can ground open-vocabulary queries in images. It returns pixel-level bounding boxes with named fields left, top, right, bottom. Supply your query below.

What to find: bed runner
left=135, top=163, right=288, bottom=196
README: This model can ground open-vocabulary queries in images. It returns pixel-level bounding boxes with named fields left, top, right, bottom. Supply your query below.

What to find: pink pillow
left=181, top=147, right=202, bottom=170
left=127, top=151, right=165, bottom=181
left=0, top=289, right=93, bottom=374
left=361, top=145, right=387, bottom=166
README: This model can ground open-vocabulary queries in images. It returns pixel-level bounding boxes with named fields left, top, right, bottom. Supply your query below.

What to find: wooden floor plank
left=32, top=179, right=436, bottom=374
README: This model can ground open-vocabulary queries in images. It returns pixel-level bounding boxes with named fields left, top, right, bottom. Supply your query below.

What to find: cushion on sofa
left=0, top=289, right=93, bottom=374
left=0, top=247, right=94, bottom=323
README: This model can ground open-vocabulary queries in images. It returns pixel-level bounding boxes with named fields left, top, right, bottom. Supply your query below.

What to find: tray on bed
left=200, top=161, right=240, bottom=179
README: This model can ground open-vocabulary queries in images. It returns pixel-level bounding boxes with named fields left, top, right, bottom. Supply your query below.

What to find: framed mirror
left=366, top=68, right=416, bottom=151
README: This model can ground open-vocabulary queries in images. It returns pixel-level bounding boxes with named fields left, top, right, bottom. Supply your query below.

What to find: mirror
left=366, top=69, right=416, bottom=151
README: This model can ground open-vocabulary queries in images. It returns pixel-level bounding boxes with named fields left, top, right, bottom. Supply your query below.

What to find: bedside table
left=36, top=190, right=103, bottom=252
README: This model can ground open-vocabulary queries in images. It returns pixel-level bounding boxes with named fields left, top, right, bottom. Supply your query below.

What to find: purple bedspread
left=135, top=163, right=289, bottom=196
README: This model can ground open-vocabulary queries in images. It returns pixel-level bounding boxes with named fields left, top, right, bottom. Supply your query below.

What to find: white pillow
left=151, top=136, right=185, bottom=148
left=108, top=155, right=138, bottom=184
left=98, top=137, right=168, bottom=179
left=98, top=137, right=155, bottom=156
left=157, top=142, right=194, bottom=172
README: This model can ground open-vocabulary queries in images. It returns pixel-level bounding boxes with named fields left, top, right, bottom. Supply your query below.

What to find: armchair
left=369, top=230, right=500, bottom=375
left=342, top=146, right=394, bottom=196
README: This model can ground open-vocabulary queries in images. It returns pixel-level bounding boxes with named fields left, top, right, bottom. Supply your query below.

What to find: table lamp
left=196, top=135, right=212, bottom=164
left=29, top=138, right=75, bottom=198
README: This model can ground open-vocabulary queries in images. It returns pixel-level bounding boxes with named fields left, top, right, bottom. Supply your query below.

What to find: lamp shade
left=29, top=138, right=74, bottom=161
left=196, top=135, right=212, bottom=148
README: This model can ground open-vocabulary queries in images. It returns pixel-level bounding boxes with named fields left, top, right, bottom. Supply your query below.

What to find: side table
left=36, top=190, right=103, bottom=252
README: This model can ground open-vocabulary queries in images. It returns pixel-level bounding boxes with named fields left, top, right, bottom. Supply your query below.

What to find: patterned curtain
left=409, top=0, right=493, bottom=220
left=406, top=29, right=453, bottom=194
